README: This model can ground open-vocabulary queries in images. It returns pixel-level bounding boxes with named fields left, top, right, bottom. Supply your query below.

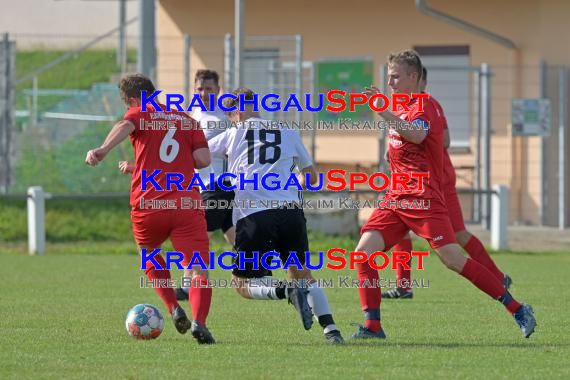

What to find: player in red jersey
left=383, top=67, right=512, bottom=299
left=350, top=50, right=536, bottom=340
left=85, top=74, right=215, bottom=344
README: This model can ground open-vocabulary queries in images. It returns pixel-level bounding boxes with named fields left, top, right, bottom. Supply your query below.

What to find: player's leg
left=395, top=234, right=413, bottom=292
left=175, top=205, right=218, bottom=301
left=446, top=188, right=509, bottom=286
left=175, top=200, right=234, bottom=301
left=278, top=208, right=343, bottom=343
left=230, top=227, right=315, bottom=332
left=406, top=202, right=536, bottom=338
left=230, top=208, right=314, bottom=334
left=456, top=229, right=511, bottom=287
left=176, top=227, right=234, bottom=301
left=350, top=206, right=409, bottom=339
left=230, top=210, right=304, bottom=304
left=436, top=243, right=536, bottom=337
left=231, top=268, right=317, bottom=336
left=138, top=244, right=180, bottom=313
left=132, top=211, right=191, bottom=334
left=176, top=269, right=193, bottom=301
left=230, top=273, right=280, bottom=299
left=351, top=230, right=386, bottom=338
left=230, top=210, right=279, bottom=299
left=290, top=266, right=344, bottom=344
left=382, top=232, right=414, bottom=299
left=172, top=208, right=215, bottom=344
left=221, top=186, right=236, bottom=246
left=223, top=225, right=236, bottom=246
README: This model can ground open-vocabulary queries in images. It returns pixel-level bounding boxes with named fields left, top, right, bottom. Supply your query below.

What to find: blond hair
left=387, top=49, right=423, bottom=82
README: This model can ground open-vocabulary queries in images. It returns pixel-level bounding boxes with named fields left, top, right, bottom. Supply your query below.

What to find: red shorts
left=443, top=186, right=466, bottom=233
left=361, top=195, right=456, bottom=250
left=131, top=208, right=209, bottom=267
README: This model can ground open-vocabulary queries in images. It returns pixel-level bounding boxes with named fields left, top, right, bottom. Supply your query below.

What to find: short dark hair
left=422, top=67, right=427, bottom=81
left=222, top=87, right=255, bottom=110
left=387, top=49, right=423, bottom=82
left=194, top=69, right=220, bottom=85
left=118, top=74, right=156, bottom=103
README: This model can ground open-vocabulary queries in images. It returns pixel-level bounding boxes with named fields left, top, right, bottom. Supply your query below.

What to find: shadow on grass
left=346, top=341, right=568, bottom=349
left=492, top=250, right=570, bottom=256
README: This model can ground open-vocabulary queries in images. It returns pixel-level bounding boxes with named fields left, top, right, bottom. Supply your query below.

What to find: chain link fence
left=4, top=33, right=307, bottom=195
left=2, top=30, right=568, bottom=228
left=542, top=64, right=568, bottom=228
left=7, top=33, right=140, bottom=195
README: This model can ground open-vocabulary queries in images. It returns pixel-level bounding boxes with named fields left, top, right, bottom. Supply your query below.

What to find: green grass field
left=1, top=242, right=568, bottom=379
left=5, top=48, right=567, bottom=378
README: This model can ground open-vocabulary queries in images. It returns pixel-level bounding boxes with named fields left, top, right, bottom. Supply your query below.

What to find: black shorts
left=233, top=207, right=309, bottom=278
left=201, top=184, right=235, bottom=233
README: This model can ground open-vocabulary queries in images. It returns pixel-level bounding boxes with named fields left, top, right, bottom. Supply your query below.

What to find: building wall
left=2, top=0, right=139, bottom=48
left=157, top=0, right=570, bottom=225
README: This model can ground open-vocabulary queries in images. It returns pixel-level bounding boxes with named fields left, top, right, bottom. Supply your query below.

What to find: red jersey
left=430, top=96, right=456, bottom=188
left=387, top=97, right=445, bottom=201
left=124, top=104, right=208, bottom=212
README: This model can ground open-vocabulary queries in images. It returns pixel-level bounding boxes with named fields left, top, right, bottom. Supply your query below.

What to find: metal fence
left=377, top=62, right=568, bottom=229
left=6, top=32, right=139, bottom=195
left=541, top=64, right=568, bottom=229
left=4, top=32, right=309, bottom=196
left=2, top=30, right=568, bottom=228
left=0, top=34, right=16, bottom=194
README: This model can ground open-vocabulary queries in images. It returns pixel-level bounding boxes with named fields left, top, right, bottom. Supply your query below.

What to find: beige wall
left=2, top=0, right=139, bottom=48
left=157, top=0, right=570, bottom=225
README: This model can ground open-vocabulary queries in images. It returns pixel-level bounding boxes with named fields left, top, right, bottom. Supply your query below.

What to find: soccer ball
left=125, top=304, right=164, bottom=340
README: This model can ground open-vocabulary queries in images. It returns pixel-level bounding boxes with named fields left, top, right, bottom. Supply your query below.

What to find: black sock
left=318, top=314, right=335, bottom=329
left=275, top=283, right=287, bottom=300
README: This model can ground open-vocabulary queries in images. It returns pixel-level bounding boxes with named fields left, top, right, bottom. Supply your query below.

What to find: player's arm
left=208, top=131, right=229, bottom=156
left=297, top=165, right=319, bottom=189
left=193, top=148, right=211, bottom=169
left=118, top=161, right=134, bottom=174
left=444, top=128, right=450, bottom=149
left=379, top=111, right=428, bottom=144
left=364, top=86, right=427, bottom=144
left=189, top=123, right=211, bottom=169
left=85, top=120, right=135, bottom=166
left=291, top=129, right=318, bottom=189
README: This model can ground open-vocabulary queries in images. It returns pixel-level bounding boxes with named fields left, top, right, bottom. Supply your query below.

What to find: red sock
left=356, top=260, right=382, bottom=332
left=463, top=236, right=504, bottom=282
left=393, top=239, right=412, bottom=290
left=143, top=253, right=179, bottom=314
left=189, top=276, right=212, bottom=324
left=365, top=319, right=381, bottom=333
left=500, top=292, right=523, bottom=314
left=460, top=259, right=521, bottom=313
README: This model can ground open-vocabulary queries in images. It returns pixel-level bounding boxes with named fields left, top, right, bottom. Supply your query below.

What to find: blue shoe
left=349, top=323, right=387, bottom=340
left=503, top=274, right=513, bottom=290
left=513, top=304, right=536, bottom=338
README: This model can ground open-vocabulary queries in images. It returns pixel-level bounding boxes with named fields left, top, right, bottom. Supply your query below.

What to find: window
left=414, top=45, right=472, bottom=149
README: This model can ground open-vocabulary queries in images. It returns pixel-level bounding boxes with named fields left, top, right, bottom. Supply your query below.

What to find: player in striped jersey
left=208, top=87, right=344, bottom=344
